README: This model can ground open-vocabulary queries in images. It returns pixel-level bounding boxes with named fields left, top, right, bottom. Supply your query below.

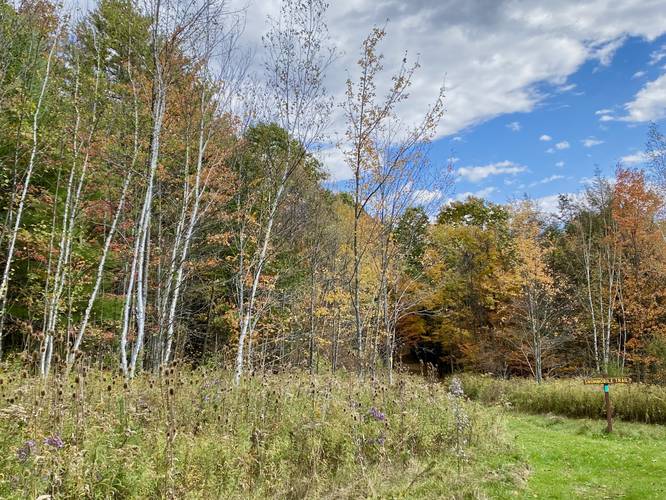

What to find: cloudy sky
left=232, top=0, right=666, bottom=212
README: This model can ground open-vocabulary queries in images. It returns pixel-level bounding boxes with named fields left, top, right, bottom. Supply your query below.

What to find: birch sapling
left=233, top=0, right=334, bottom=385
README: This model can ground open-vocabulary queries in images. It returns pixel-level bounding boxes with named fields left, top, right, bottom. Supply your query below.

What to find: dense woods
left=2, top=0, right=666, bottom=387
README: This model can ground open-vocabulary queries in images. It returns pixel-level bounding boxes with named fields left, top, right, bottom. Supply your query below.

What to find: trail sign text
left=583, top=377, right=632, bottom=385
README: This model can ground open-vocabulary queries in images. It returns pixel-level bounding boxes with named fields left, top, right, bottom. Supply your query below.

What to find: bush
left=459, top=374, right=666, bottom=424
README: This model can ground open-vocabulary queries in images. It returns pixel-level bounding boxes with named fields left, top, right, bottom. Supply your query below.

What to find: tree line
left=1, top=0, right=666, bottom=384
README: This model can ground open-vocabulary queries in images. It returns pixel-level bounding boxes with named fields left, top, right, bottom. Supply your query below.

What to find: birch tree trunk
left=41, top=37, right=102, bottom=376
left=162, top=91, right=209, bottom=366
left=66, top=171, right=133, bottom=368
left=0, top=31, right=58, bottom=359
left=232, top=0, right=333, bottom=385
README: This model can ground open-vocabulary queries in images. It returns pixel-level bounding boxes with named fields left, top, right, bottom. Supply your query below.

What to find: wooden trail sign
left=583, top=376, right=632, bottom=433
left=583, top=377, right=631, bottom=385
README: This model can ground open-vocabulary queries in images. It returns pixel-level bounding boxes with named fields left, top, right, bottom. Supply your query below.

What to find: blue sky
left=442, top=34, right=666, bottom=212
left=250, top=0, right=666, bottom=214
left=223, top=1, right=666, bottom=213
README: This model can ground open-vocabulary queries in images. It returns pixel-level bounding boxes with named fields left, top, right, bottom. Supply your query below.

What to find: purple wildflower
left=17, top=440, right=36, bottom=463
left=368, top=406, right=386, bottom=422
left=44, top=435, right=64, bottom=450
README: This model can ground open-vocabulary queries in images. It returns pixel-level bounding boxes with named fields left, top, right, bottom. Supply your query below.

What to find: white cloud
left=582, top=137, right=604, bottom=147
left=449, top=186, right=497, bottom=203
left=534, top=194, right=564, bottom=214
left=529, top=174, right=565, bottom=187
left=452, top=136, right=463, bottom=142
left=316, top=147, right=352, bottom=181
left=555, top=140, right=570, bottom=150
left=595, top=108, right=615, bottom=121
left=591, top=36, right=626, bottom=66
left=650, top=44, right=666, bottom=66
left=555, top=161, right=565, bottom=167
left=632, top=70, right=646, bottom=79
left=557, top=83, right=577, bottom=93
left=507, top=121, right=521, bottom=132
left=620, top=152, right=648, bottom=165
left=620, top=74, right=666, bottom=122
left=539, top=134, right=552, bottom=141
left=457, top=160, right=527, bottom=183
left=413, top=188, right=444, bottom=204
left=233, top=0, right=666, bottom=139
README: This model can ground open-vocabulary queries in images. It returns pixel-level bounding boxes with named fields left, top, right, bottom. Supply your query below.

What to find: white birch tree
left=232, top=0, right=334, bottom=385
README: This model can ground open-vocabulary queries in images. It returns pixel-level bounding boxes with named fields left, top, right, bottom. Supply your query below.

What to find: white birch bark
left=41, top=35, right=102, bottom=376
left=128, top=88, right=165, bottom=378
left=66, top=171, right=133, bottom=368
left=162, top=90, right=209, bottom=365
left=0, top=31, right=58, bottom=359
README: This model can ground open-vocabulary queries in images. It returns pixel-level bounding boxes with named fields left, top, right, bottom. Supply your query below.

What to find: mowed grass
left=504, top=413, right=666, bottom=499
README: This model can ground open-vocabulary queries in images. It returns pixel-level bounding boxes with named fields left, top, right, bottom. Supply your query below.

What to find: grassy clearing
left=460, top=374, right=666, bottom=424
left=504, top=413, right=666, bottom=499
left=0, top=366, right=523, bottom=499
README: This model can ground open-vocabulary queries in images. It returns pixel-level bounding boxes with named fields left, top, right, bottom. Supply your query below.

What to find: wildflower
left=17, top=440, right=36, bottom=463
left=44, top=435, right=64, bottom=450
left=448, top=377, right=464, bottom=398
left=368, top=406, right=386, bottom=422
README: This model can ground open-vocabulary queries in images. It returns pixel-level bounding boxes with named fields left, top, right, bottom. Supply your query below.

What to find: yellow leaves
left=510, top=200, right=554, bottom=293
left=314, top=306, right=330, bottom=318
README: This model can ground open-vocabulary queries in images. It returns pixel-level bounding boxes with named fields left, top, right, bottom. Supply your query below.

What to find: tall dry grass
left=460, top=374, right=666, bottom=424
left=0, top=365, right=516, bottom=498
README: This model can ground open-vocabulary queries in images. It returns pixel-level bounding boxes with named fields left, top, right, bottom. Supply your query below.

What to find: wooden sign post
left=583, top=376, right=632, bottom=433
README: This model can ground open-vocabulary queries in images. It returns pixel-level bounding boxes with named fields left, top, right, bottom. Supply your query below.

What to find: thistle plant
left=448, top=377, right=470, bottom=474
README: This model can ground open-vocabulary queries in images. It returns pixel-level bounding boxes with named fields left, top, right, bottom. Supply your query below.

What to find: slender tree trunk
left=0, top=33, right=58, bottom=359
left=128, top=82, right=165, bottom=378
left=308, top=266, right=316, bottom=375
left=67, top=171, right=133, bottom=368
left=163, top=94, right=208, bottom=365
left=234, top=179, right=285, bottom=385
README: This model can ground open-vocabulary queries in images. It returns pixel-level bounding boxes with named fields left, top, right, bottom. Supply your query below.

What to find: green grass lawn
left=504, top=413, right=666, bottom=499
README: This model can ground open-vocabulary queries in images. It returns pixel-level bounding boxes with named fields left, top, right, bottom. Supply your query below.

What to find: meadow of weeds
left=460, top=374, right=666, bottom=424
left=0, top=365, right=520, bottom=498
